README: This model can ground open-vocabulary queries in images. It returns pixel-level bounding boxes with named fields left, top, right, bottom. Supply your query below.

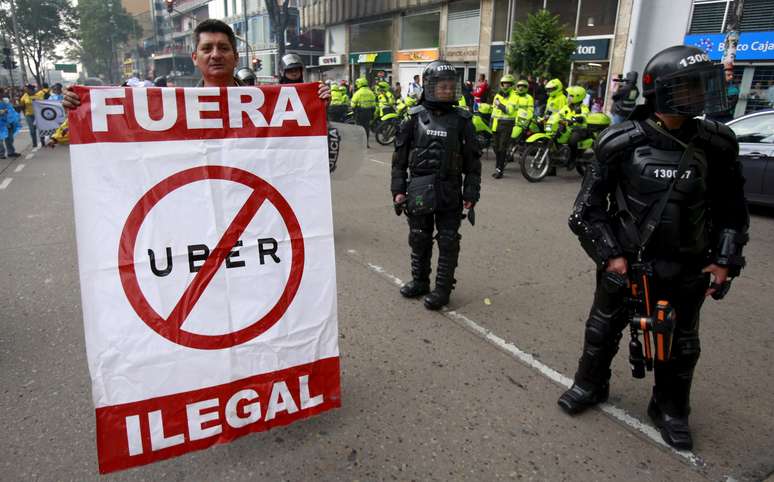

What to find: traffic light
left=252, top=57, right=262, bottom=72
left=164, top=0, right=174, bottom=13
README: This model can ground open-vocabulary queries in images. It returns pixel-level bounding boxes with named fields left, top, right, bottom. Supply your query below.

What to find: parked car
left=727, top=110, right=774, bottom=208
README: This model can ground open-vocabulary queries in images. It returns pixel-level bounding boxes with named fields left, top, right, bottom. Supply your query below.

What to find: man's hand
left=605, top=256, right=628, bottom=275
left=463, top=200, right=475, bottom=210
left=62, top=87, right=81, bottom=111
left=703, top=263, right=729, bottom=298
left=394, top=193, right=406, bottom=204
left=318, top=83, right=331, bottom=105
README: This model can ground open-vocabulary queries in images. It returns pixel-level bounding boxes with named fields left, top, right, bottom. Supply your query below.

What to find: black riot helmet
left=421, top=60, right=460, bottom=104
left=642, top=45, right=727, bottom=116
left=236, top=67, right=257, bottom=85
left=279, top=53, right=304, bottom=83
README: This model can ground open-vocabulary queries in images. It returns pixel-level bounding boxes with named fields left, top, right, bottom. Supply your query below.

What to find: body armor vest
left=409, top=108, right=462, bottom=178
left=616, top=144, right=710, bottom=258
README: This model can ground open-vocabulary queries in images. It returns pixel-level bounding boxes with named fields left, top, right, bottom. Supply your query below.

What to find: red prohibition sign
left=118, top=165, right=305, bottom=350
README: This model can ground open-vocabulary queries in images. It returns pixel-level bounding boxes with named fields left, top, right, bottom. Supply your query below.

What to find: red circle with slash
left=118, top=165, right=304, bottom=350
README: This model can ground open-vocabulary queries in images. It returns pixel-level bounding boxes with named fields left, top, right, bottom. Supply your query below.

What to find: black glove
left=710, top=279, right=733, bottom=300
left=394, top=200, right=406, bottom=216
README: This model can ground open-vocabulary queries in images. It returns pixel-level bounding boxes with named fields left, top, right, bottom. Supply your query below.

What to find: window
left=401, top=11, right=440, bottom=50
left=327, top=24, right=346, bottom=54
left=688, top=1, right=727, bottom=34
left=729, top=114, right=774, bottom=143
left=351, top=19, right=392, bottom=53
left=492, top=0, right=509, bottom=42
left=745, top=66, right=774, bottom=115
left=740, top=0, right=774, bottom=32
left=577, top=0, right=618, bottom=36
left=447, top=0, right=480, bottom=47
left=545, top=0, right=579, bottom=34
left=513, top=0, right=545, bottom=26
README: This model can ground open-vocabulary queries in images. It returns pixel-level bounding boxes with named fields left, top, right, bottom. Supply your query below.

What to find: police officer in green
left=328, top=84, right=349, bottom=122
left=351, top=77, right=377, bottom=147
left=491, top=74, right=518, bottom=178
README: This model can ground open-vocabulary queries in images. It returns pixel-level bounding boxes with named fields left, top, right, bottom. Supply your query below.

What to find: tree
left=506, top=10, right=577, bottom=82
left=264, top=0, right=290, bottom=76
left=0, top=0, right=78, bottom=86
left=76, top=0, right=139, bottom=83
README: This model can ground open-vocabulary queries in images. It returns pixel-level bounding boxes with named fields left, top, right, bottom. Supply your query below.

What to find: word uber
left=89, top=86, right=311, bottom=132
left=147, top=238, right=281, bottom=277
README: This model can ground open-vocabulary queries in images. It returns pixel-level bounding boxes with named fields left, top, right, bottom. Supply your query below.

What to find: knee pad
left=672, top=335, right=701, bottom=367
left=436, top=230, right=461, bottom=252
left=584, top=312, right=622, bottom=349
left=409, top=228, right=433, bottom=250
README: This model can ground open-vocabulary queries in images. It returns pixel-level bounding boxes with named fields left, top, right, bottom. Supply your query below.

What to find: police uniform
left=559, top=45, right=749, bottom=451
left=391, top=61, right=482, bottom=310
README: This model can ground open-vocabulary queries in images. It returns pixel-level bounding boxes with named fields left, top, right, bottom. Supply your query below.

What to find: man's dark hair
left=194, top=19, right=237, bottom=54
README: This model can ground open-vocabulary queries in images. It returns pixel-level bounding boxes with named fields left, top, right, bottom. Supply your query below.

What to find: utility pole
left=722, top=0, right=744, bottom=82
left=8, top=0, right=28, bottom=85
left=243, top=0, right=249, bottom=69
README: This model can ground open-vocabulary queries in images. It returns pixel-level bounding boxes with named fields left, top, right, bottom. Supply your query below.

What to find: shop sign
left=319, top=55, right=344, bottom=66
left=396, top=49, right=440, bottom=62
left=445, top=47, right=479, bottom=62
left=490, top=44, right=505, bottom=62
left=571, top=39, right=610, bottom=61
left=684, top=31, right=774, bottom=61
left=348, top=52, right=392, bottom=65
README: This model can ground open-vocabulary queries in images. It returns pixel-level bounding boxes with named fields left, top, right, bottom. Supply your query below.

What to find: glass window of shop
left=513, top=0, right=545, bottom=25
left=401, top=11, right=440, bottom=50
left=545, top=0, right=580, bottom=34
left=447, top=0, right=481, bottom=46
left=351, top=19, right=392, bottom=53
left=577, top=0, right=618, bottom=36
left=327, top=24, right=346, bottom=54
left=492, top=0, right=509, bottom=42
left=744, top=66, right=774, bottom=115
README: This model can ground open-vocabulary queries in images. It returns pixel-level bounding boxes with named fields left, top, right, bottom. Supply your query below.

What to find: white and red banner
left=68, top=84, right=340, bottom=473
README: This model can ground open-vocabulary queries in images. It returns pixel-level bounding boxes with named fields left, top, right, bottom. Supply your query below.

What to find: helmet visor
left=424, top=73, right=460, bottom=103
left=655, top=64, right=728, bottom=116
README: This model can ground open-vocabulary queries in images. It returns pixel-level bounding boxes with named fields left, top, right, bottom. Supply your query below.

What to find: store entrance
left=572, top=61, right=610, bottom=111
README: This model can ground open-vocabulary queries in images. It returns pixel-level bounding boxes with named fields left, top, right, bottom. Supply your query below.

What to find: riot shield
left=328, top=122, right=367, bottom=180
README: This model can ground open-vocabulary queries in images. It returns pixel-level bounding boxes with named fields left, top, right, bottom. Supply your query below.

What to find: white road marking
left=14, top=164, right=25, bottom=173
left=0, top=178, right=13, bottom=190
left=25, top=153, right=34, bottom=160
left=369, top=158, right=387, bottom=165
left=346, top=248, right=705, bottom=468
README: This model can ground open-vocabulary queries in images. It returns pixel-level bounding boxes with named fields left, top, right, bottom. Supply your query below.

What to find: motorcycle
left=375, top=96, right=417, bottom=145
left=506, top=108, right=541, bottom=163
left=472, top=103, right=493, bottom=151
left=519, top=111, right=610, bottom=182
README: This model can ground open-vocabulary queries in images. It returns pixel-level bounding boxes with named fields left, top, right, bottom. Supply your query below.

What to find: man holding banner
left=65, top=19, right=341, bottom=473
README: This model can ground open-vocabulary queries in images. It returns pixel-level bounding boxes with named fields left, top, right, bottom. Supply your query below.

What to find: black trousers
left=493, top=119, right=514, bottom=171
left=328, top=104, right=348, bottom=123
left=406, top=208, right=463, bottom=293
left=574, top=263, right=709, bottom=417
left=354, top=107, right=375, bottom=144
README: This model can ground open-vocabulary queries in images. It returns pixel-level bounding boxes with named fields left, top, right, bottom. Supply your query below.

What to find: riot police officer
left=279, top=54, right=305, bottom=84
left=391, top=60, right=481, bottom=310
left=558, top=45, right=749, bottom=451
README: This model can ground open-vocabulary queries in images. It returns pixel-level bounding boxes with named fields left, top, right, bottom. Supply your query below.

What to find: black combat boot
left=557, top=381, right=609, bottom=414
left=647, top=397, right=693, bottom=450
left=424, top=230, right=459, bottom=310
left=400, top=229, right=432, bottom=298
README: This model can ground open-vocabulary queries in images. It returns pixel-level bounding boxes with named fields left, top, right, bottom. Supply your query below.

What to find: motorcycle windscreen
left=329, top=122, right=368, bottom=181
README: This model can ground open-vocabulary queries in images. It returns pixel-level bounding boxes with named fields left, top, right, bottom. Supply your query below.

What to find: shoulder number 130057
left=654, top=168, right=692, bottom=179
left=678, top=53, right=710, bottom=68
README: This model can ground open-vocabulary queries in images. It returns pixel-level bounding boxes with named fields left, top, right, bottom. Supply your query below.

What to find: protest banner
left=68, top=84, right=340, bottom=473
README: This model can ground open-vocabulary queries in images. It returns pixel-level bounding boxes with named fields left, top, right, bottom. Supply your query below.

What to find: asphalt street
left=1, top=134, right=773, bottom=481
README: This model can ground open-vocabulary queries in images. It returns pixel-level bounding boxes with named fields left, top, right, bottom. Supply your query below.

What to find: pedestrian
left=350, top=77, right=376, bottom=147
left=611, top=72, right=639, bottom=124
left=472, top=74, right=489, bottom=111
left=48, top=83, right=64, bottom=101
left=534, top=77, right=548, bottom=117
left=0, top=93, right=21, bottom=159
left=393, top=82, right=402, bottom=100
left=559, top=45, right=749, bottom=451
left=490, top=74, right=517, bottom=178
left=407, top=74, right=422, bottom=99
left=19, top=84, right=44, bottom=148
left=461, top=80, right=474, bottom=111
left=391, top=60, right=481, bottom=310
